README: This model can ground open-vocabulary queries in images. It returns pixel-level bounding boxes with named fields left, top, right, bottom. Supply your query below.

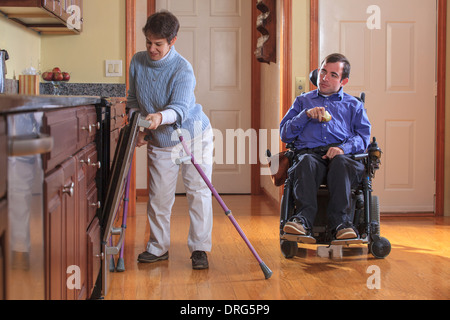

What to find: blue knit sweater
left=127, top=47, right=210, bottom=148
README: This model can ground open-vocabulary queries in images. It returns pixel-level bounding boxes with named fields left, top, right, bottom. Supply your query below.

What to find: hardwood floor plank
left=105, top=195, right=450, bottom=300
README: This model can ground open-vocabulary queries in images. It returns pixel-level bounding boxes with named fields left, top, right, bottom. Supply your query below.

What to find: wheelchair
left=273, top=70, right=391, bottom=259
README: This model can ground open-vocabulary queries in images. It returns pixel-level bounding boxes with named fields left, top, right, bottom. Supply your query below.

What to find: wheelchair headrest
left=309, top=69, right=319, bottom=87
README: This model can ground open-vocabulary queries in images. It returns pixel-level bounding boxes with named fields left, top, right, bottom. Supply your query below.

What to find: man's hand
left=306, top=107, right=327, bottom=121
left=323, top=147, right=344, bottom=160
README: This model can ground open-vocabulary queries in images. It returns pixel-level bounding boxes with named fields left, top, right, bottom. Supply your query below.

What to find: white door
left=319, top=0, right=437, bottom=212
left=155, top=0, right=252, bottom=194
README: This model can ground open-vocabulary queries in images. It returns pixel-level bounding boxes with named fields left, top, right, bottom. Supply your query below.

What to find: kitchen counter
left=1, top=94, right=129, bottom=300
left=0, top=94, right=104, bottom=114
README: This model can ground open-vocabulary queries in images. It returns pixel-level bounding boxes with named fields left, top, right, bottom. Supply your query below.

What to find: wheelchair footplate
left=281, top=233, right=317, bottom=244
left=330, top=237, right=366, bottom=246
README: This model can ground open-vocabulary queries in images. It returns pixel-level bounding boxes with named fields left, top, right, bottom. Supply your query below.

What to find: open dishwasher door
left=100, top=111, right=150, bottom=297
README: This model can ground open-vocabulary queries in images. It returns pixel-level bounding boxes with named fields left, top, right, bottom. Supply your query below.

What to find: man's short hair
left=321, top=53, right=351, bottom=80
left=143, top=10, right=180, bottom=44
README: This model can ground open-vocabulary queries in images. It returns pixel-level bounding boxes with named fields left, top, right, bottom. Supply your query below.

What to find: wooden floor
left=105, top=195, right=450, bottom=300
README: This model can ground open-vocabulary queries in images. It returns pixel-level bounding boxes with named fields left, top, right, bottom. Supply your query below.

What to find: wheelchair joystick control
left=369, top=137, right=382, bottom=160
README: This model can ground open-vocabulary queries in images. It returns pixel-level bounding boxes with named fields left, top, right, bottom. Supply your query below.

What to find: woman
left=127, top=11, right=213, bottom=270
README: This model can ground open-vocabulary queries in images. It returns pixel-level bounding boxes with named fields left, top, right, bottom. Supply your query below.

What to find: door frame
left=309, top=0, right=446, bottom=216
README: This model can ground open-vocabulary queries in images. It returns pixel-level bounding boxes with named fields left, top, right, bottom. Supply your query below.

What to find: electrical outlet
left=105, top=60, right=122, bottom=77
left=295, top=77, right=307, bottom=96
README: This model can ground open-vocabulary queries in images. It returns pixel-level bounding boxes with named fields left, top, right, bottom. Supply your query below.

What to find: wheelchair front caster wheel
left=280, top=240, right=298, bottom=259
left=369, top=237, right=391, bottom=259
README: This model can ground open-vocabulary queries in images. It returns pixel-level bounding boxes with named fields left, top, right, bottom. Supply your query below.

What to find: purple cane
left=175, top=126, right=272, bottom=279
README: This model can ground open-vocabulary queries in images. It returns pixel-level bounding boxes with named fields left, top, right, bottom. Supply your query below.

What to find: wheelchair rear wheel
left=280, top=240, right=298, bottom=259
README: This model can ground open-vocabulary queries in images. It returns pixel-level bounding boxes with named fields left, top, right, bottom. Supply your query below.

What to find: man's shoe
left=137, top=251, right=169, bottom=263
left=335, top=227, right=357, bottom=240
left=283, top=218, right=307, bottom=235
left=191, top=251, right=209, bottom=270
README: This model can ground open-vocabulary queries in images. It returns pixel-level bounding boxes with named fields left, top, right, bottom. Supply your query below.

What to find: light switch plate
left=105, top=60, right=122, bottom=77
left=295, top=77, right=307, bottom=96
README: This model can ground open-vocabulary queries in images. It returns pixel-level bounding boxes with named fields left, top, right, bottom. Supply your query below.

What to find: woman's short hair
left=143, top=10, right=180, bottom=43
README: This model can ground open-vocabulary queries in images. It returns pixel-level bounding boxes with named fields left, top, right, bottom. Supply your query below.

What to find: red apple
left=53, top=72, right=64, bottom=81
left=62, top=72, right=70, bottom=81
left=42, top=72, right=53, bottom=81
left=52, top=67, right=61, bottom=73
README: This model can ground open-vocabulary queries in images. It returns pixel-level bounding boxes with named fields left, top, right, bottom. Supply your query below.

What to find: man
left=280, top=53, right=371, bottom=240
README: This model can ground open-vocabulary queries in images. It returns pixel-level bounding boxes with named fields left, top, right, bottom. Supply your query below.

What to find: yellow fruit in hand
left=322, top=111, right=332, bottom=122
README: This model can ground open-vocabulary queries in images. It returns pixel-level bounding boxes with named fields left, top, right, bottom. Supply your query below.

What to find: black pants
left=288, top=152, right=365, bottom=231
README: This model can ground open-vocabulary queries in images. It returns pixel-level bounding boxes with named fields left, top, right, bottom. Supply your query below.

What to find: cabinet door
left=87, top=217, right=101, bottom=297
left=44, top=166, right=65, bottom=300
left=74, top=148, right=88, bottom=300
left=61, top=158, right=77, bottom=301
left=44, top=157, right=77, bottom=300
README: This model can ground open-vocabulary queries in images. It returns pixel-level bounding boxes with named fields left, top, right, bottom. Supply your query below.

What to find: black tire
left=369, top=237, right=391, bottom=259
left=280, top=240, right=298, bottom=259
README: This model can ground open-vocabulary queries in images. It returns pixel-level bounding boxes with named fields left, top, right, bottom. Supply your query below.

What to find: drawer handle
left=81, top=125, right=92, bottom=133
left=90, top=201, right=101, bottom=209
left=80, top=158, right=101, bottom=169
left=8, top=134, right=54, bottom=157
left=62, top=182, right=75, bottom=197
left=81, top=122, right=100, bottom=133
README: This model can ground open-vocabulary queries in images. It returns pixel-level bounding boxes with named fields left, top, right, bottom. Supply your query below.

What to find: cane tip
left=260, top=262, right=273, bottom=280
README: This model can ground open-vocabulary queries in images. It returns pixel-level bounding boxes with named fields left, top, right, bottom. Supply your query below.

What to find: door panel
left=319, top=0, right=437, bottom=212
left=155, top=0, right=252, bottom=193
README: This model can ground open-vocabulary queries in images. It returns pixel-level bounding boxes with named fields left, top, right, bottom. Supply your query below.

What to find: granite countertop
left=0, top=94, right=104, bottom=114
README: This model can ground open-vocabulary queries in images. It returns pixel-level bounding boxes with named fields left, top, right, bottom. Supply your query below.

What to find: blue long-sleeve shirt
left=127, top=47, right=210, bottom=148
left=280, top=88, right=371, bottom=154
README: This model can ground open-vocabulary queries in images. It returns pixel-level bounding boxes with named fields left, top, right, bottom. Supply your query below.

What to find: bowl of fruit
left=42, top=67, right=70, bottom=95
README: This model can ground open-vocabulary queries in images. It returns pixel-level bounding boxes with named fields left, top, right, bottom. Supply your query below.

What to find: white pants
left=145, top=126, right=214, bottom=256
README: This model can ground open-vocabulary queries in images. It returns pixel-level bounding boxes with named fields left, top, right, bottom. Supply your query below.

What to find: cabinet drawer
left=42, top=108, right=78, bottom=172
left=77, top=143, right=99, bottom=185
left=111, top=99, right=127, bottom=131
left=0, top=117, right=6, bottom=199
left=42, top=106, right=98, bottom=173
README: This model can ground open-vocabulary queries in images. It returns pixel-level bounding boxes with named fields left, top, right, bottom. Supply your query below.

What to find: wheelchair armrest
left=350, top=153, right=368, bottom=161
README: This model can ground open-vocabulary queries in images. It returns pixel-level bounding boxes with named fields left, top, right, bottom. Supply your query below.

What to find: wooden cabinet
left=43, top=105, right=100, bottom=300
left=1, top=97, right=128, bottom=300
left=0, top=0, right=83, bottom=34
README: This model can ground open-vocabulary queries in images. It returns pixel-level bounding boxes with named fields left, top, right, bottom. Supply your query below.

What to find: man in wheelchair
left=280, top=53, right=371, bottom=242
